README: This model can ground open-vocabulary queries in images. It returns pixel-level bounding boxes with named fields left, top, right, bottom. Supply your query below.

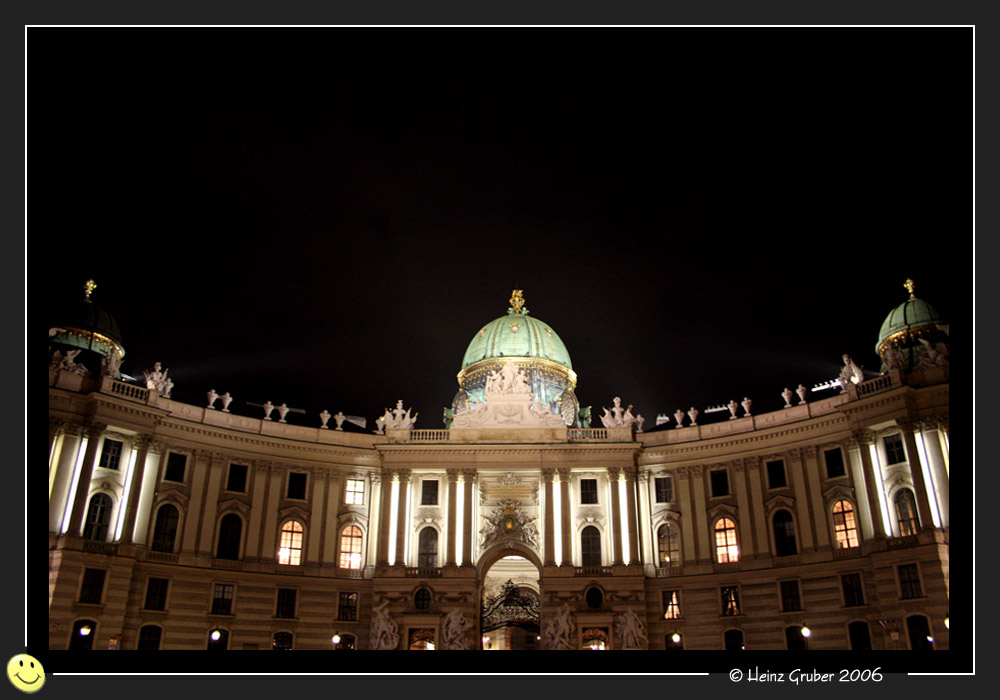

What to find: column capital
left=636, top=470, right=649, bottom=484
left=194, top=448, right=214, bottom=461
left=607, top=466, right=622, bottom=479
left=674, top=466, right=690, bottom=479
left=396, top=468, right=412, bottom=484
left=85, top=421, right=108, bottom=438
left=461, top=468, right=477, bottom=481
left=49, top=419, right=66, bottom=436
left=540, top=467, right=556, bottom=482
left=446, top=468, right=461, bottom=482
left=557, top=467, right=572, bottom=480
left=134, top=434, right=154, bottom=452
left=851, top=428, right=876, bottom=447
left=690, top=465, right=704, bottom=477
left=895, top=417, right=918, bottom=433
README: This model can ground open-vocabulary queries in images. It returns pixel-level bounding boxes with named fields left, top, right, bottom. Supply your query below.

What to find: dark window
left=211, top=583, right=234, bottom=615
left=785, top=625, right=808, bottom=650
left=766, top=460, right=787, bottom=488
left=580, top=478, right=598, bottom=504
left=585, top=586, right=604, bottom=609
left=662, top=590, right=681, bottom=619
left=906, top=615, right=934, bottom=650
left=724, top=629, right=744, bottom=651
left=710, top=469, right=729, bottom=497
left=895, top=489, right=920, bottom=536
left=338, top=592, right=358, bottom=621
left=98, top=438, right=123, bottom=470
left=137, top=625, right=162, bottom=651
left=841, top=573, right=865, bottom=607
left=83, top=493, right=112, bottom=542
left=272, top=632, right=293, bottom=650
left=150, top=504, right=179, bottom=553
left=581, top=525, right=602, bottom=566
left=338, top=634, right=356, bottom=650
left=144, top=577, right=169, bottom=611
left=654, top=477, right=673, bottom=503
left=848, top=621, right=872, bottom=650
left=421, top=480, right=439, bottom=505
left=772, top=509, right=798, bottom=556
left=824, top=448, right=846, bottom=478
left=721, top=586, right=741, bottom=616
left=69, top=620, right=96, bottom=650
left=226, top=464, right=248, bottom=492
left=79, top=568, right=106, bottom=604
left=286, top=472, right=307, bottom=500
left=780, top=580, right=802, bottom=612
left=884, top=434, right=906, bottom=464
left=898, top=563, right=923, bottom=599
left=207, top=629, right=228, bottom=650
left=414, top=587, right=432, bottom=610
left=164, top=452, right=187, bottom=482
left=216, top=514, right=242, bottom=560
left=417, top=528, right=438, bottom=567
left=275, top=588, right=297, bottom=619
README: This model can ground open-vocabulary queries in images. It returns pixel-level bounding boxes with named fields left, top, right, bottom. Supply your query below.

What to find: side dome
left=876, top=279, right=949, bottom=373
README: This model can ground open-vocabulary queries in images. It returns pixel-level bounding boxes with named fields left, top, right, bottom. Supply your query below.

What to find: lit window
left=344, top=479, right=365, bottom=505
left=662, top=590, right=681, bottom=620
left=98, top=438, right=123, bottom=470
left=338, top=592, right=358, bottom=621
left=772, top=509, right=797, bottom=557
left=884, top=434, right=906, bottom=465
left=580, top=479, right=598, bottom=504
left=278, top=521, right=304, bottom=566
left=895, top=489, right=919, bottom=536
left=211, top=583, right=234, bottom=615
left=339, top=526, right=363, bottom=569
left=654, top=476, right=673, bottom=503
left=421, top=480, right=439, bottom=506
left=898, top=563, right=923, bottom=600
left=417, top=527, right=438, bottom=567
left=714, top=518, right=739, bottom=563
left=83, top=493, right=112, bottom=542
left=657, top=522, right=680, bottom=566
left=721, top=586, right=741, bottom=616
left=832, top=500, right=859, bottom=549
left=150, top=504, right=179, bottom=553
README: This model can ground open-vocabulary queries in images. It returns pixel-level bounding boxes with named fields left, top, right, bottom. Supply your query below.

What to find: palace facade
left=47, top=286, right=951, bottom=654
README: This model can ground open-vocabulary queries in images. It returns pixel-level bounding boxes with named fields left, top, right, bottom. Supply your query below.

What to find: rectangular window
left=662, top=590, right=681, bottom=620
left=164, top=452, right=187, bottom=482
left=580, top=478, right=598, bottom=504
left=721, top=586, right=741, bottom=616
left=766, top=460, right=787, bottom=489
left=143, top=577, right=169, bottom=611
left=421, top=479, right=439, bottom=506
left=98, top=438, right=123, bottom=470
left=780, top=580, right=802, bottom=612
left=710, top=469, right=730, bottom=497
left=884, top=434, right=906, bottom=465
left=79, top=568, right=106, bottom=604
left=286, top=472, right=307, bottom=500
left=137, top=625, right=162, bottom=651
left=211, top=583, right=234, bottom=615
left=338, top=592, right=358, bottom=621
left=841, top=573, right=865, bottom=607
left=226, top=464, right=248, bottom=492
left=824, top=448, right=846, bottom=478
left=275, top=588, right=297, bottom=619
left=344, top=479, right=364, bottom=505
left=654, top=476, right=673, bottom=503
left=898, top=563, right=923, bottom=599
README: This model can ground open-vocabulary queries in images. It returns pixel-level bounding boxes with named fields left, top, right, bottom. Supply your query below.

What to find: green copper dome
left=461, top=308, right=573, bottom=370
left=876, top=280, right=946, bottom=354
left=875, top=279, right=949, bottom=373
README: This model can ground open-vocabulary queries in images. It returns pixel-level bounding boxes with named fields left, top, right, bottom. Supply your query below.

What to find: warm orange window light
left=339, top=526, right=363, bottom=569
left=832, top=500, right=860, bottom=548
left=714, top=518, right=739, bottom=563
left=345, top=479, right=365, bottom=505
left=278, top=521, right=304, bottom=565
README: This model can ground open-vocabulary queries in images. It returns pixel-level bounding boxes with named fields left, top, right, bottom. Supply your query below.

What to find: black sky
left=35, top=28, right=970, bottom=431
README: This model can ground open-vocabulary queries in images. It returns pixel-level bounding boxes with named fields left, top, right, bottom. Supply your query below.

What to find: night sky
left=35, top=28, right=970, bottom=432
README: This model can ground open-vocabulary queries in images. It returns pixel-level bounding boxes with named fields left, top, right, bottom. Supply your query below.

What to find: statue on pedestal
left=544, top=603, right=576, bottom=650
left=371, top=600, right=399, bottom=650
left=100, top=352, right=122, bottom=378
left=615, top=609, right=648, bottom=650
left=442, top=609, right=472, bottom=650
left=839, top=354, right=864, bottom=391
left=380, top=400, right=417, bottom=430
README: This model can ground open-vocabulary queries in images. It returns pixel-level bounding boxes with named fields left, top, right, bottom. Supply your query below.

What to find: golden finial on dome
left=509, top=289, right=525, bottom=314
left=904, top=278, right=915, bottom=297
left=83, top=279, right=97, bottom=300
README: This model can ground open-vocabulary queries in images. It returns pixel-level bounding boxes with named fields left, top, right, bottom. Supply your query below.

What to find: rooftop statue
left=838, top=354, right=864, bottom=391
left=600, top=397, right=636, bottom=428
left=220, top=392, right=233, bottom=412
left=380, top=400, right=417, bottom=430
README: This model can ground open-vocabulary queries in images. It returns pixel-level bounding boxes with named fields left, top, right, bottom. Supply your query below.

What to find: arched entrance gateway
left=477, top=546, right=543, bottom=650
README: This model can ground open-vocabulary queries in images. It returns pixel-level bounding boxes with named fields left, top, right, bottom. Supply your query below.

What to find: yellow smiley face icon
left=7, top=654, right=45, bottom=693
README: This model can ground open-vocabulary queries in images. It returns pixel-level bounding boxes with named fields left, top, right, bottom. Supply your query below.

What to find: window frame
left=143, top=576, right=170, bottom=611
left=163, top=452, right=188, bottom=483
left=417, top=526, right=439, bottom=568
left=657, top=521, right=681, bottom=567
left=662, top=589, right=682, bottom=620
left=338, top=525, right=364, bottom=570
left=78, top=568, right=107, bottom=605
left=83, top=492, right=113, bottom=542
left=720, top=585, right=742, bottom=617
left=779, top=579, right=803, bottom=612
left=654, top=476, right=674, bottom=504
left=286, top=472, right=308, bottom=500
left=210, top=582, right=235, bottom=616
left=841, top=572, right=866, bottom=607
left=713, top=517, right=739, bottom=563
left=215, top=512, right=244, bottom=561
left=832, top=499, right=860, bottom=549
left=338, top=592, right=359, bottom=621
left=709, top=468, right=730, bottom=498
left=765, top=459, right=787, bottom=489
left=97, top=437, right=124, bottom=470
left=277, top=520, right=305, bottom=566
left=580, top=524, right=602, bottom=567
left=823, top=447, right=846, bottom=479
left=897, top=562, right=924, bottom=600
left=274, top=587, right=298, bottom=620
left=150, top=503, right=180, bottom=553
left=883, top=433, right=907, bottom=465
left=344, top=479, right=365, bottom=505
left=579, top=478, right=599, bottom=505
left=894, top=488, right=920, bottom=536
left=225, top=463, right=249, bottom=493
left=771, top=509, right=798, bottom=557
left=420, top=479, right=439, bottom=506
left=137, top=624, right=163, bottom=651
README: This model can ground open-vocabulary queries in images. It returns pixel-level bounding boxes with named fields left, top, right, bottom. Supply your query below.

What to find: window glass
left=657, top=522, right=680, bottom=566
left=898, top=563, right=923, bottom=599
left=278, top=521, right=304, bottom=566
left=137, top=625, right=162, bottom=650
left=832, top=500, right=860, bottom=548
left=714, top=518, right=739, bottom=563
left=721, top=586, right=741, bottom=616
left=164, top=453, right=187, bottom=482
left=895, top=489, right=919, bottom=536
left=772, top=510, right=798, bottom=556
left=339, top=526, right=363, bottom=569
left=345, top=479, right=365, bottom=505
left=216, top=514, right=242, bottom=560
left=766, top=460, right=787, bottom=488
left=662, top=590, right=681, bottom=619
left=580, top=479, right=598, bottom=504
left=79, top=568, right=106, bottom=604
left=272, top=632, right=293, bottom=650
left=211, top=583, right=234, bottom=615
left=780, top=580, right=802, bottom=611
left=98, top=438, right=123, bottom=470
left=417, top=528, right=438, bottom=567
left=286, top=473, right=307, bottom=500
left=581, top=525, right=602, bottom=566
left=884, top=434, right=907, bottom=464
left=226, top=464, right=248, bottom=492
left=710, top=469, right=729, bottom=497
left=83, top=493, right=112, bottom=542
left=841, top=573, right=865, bottom=607
left=824, top=448, right=846, bottom=478
left=338, top=592, right=358, bottom=621
left=724, top=629, right=744, bottom=651
left=151, top=504, right=179, bottom=552
left=421, top=480, right=439, bottom=506
left=144, top=577, right=169, bottom=610
left=275, top=588, right=297, bottom=619
left=654, top=477, right=673, bottom=503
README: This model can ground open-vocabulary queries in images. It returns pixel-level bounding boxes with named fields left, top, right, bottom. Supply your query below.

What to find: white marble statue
left=796, top=384, right=808, bottom=405
left=687, top=407, right=699, bottom=426
left=636, top=414, right=645, bottom=433
left=544, top=603, right=576, bottom=650
left=839, top=354, right=864, bottom=390
left=277, top=403, right=290, bottom=423
left=782, top=387, right=793, bottom=408
left=374, top=415, right=386, bottom=435
left=220, top=392, right=233, bottom=412
left=441, top=609, right=473, bottom=650
left=380, top=400, right=418, bottom=430
left=262, top=401, right=275, bottom=421
left=674, top=409, right=685, bottom=428
left=615, top=608, right=648, bottom=650
left=162, top=376, right=174, bottom=398
left=207, top=389, right=219, bottom=409
left=727, top=400, right=739, bottom=420
left=741, top=397, right=752, bottom=416
left=52, top=349, right=89, bottom=376
left=143, top=362, right=171, bottom=394
left=600, top=397, right=637, bottom=428
left=370, top=600, right=399, bottom=650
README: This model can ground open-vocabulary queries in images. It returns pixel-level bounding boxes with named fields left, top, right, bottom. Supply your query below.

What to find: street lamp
left=800, top=626, right=812, bottom=638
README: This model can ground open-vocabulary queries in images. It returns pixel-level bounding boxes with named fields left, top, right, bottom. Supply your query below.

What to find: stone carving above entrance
left=479, top=499, right=539, bottom=551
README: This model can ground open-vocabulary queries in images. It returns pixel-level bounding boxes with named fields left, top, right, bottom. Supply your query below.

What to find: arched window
left=339, top=526, right=363, bottom=569
left=137, top=625, right=163, bottom=651
left=832, top=500, right=859, bottom=549
left=657, top=522, right=680, bottom=566
left=69, top=619, right=97, bottom=651
left=417, top=527, right=438, bottom=567
left=581, top=525, right=602, bottom=567
left=906, top=614, right=934, bottom=650
left=216, top=514, right=242, bottom=560
left=414, top=587, right=432, bottom=610
left=337, top=634, right=356, bottom=650
left=272, top=632, right=293, bottom=650
left=150, top=504, right=179, bottom=553
left=277, top=521, right=304, bottom=566
left=83, top=493, right=112, bottom=541
left=714, top=518, right=739, bottom=563
left=724, top=629, right=744, bottom=651
left=895, top=488, right=919, bottom=536
left=848, top=620, right=872, bottom=650
left=772, top=509, right=797, bottom=557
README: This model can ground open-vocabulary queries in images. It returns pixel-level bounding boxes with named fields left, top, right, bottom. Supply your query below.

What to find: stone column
left=119, top=435, right=152, bottom=544
left=320, top=471, right=343, bottom=564
left=852, top=430, right=886, bottom=538
left=558, top=469, right=573, bottom=565
left=541, top=468, right=556, bottom=566
left=67, top=422, right=106, bottom=536
left=377, top=468, right=395, bottom=565
left=48, top=419, right=65, bottom=476
left=623, top=467, right=640, bottom=565
left=608, top=467, right=624, bottom=565
left=636, top=470, right=653, bottom=567
left=308, top=469, right=328, bottom=563
left=732, top=460, right=755, bottom=558
left=461, top=469, right=477, bottom=566
left=365, top=471, right=381, bottom=568
left=246, top=461, right=271, bottom=560
left=394, top=469, right=412, bottom=565
left=690, top=466, right=710, bottom=563
left=446, top=469, right=460, bottom=566
left=784, top=451, right=815, bottom=551
left=197, top=453, right=227, bottom=554
left=745, top=458, right=769, bottom=555
left=898, top=420, right=936, bottom=530
left=260, top=465, right=285, bottom=560
left=800, top=446, right=829, bottom=549
left=49, top=422, right=84, bottom=532
left=920, top=420, right=950, bottom=527
left=675, top=467, right=697, bottom=563
left=181, top=450, right=212, bottom=554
